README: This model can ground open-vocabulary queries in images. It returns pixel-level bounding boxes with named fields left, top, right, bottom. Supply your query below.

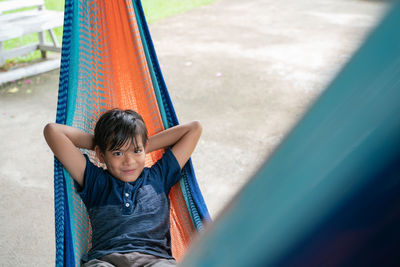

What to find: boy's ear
left=94, top=146, right=105, bottom=163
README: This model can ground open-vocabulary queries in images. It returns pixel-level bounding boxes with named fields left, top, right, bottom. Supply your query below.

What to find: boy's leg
left=82, top=258, right=115, bottom=267
left=150, top=258, right=177, bottom=267
left=100, top=252, right=177, bottom=267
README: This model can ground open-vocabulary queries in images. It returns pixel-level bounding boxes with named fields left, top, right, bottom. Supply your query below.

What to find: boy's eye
left=112, top=151, right=122, bottom=156
left=134, top=149, right=143, bottom=154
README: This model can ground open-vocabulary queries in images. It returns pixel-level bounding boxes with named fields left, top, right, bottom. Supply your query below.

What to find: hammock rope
left=54, top=1, right=210, bottom=266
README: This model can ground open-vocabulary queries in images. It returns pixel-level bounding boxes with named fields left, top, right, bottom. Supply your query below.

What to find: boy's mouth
left=122, top=169, right=136, bottom=175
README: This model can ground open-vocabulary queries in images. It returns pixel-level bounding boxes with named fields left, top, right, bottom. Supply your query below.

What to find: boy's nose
left=124, top=154, right=135, bottom=165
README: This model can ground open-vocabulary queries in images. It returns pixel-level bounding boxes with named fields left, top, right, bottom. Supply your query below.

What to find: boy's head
left=94, top=109, right=148, bottom=153
left=94, top=109, right=148, bottom=182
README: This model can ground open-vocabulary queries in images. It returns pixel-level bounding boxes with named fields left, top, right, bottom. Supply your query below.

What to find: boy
left=44, top=109, right=202, bottom=267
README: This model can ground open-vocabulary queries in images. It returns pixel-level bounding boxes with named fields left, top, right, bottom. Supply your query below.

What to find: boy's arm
left=43, top=123, right=94, bottom=187
left=146, top=121, right=202, bottom=169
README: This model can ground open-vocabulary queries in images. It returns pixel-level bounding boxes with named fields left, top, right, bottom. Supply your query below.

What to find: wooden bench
left=0, top=0, right=64, bottom=85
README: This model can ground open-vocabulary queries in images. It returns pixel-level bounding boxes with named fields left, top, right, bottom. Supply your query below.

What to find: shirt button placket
left=123, top=183, right=132, bottom=214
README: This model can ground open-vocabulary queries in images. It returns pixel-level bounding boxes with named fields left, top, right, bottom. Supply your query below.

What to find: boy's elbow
left=191, top=121, right=202, bottom=138
left=43, top=123, right=57, bottom=139
left=191, top=121, right=202, bottom=133
left=44, top=123, right=51, bottom=136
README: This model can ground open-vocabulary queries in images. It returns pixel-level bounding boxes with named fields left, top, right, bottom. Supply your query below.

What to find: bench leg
left=38, top=31, right=47, bottom=59
left=49, top=29, right=59, bottom=48
left=37, top=4, right=47, bottom=59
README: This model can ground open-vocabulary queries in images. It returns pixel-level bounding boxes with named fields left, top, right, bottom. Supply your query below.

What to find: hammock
left=54, top=0, right=211, bottom=266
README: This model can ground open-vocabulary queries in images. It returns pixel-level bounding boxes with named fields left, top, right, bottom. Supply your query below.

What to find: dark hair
left=94, top=109, right=148, bottom=153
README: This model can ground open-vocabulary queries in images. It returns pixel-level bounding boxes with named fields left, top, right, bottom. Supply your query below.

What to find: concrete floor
left=0, top=0, right=390, bottom=266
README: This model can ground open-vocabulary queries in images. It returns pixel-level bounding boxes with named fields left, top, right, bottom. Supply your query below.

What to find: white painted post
left=38, top=3, right=46, bottom=58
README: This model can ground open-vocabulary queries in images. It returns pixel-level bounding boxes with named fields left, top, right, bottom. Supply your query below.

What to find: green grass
left=142, top=0, right=215, bottom=23
left=1, top=0, right=215, bottom=67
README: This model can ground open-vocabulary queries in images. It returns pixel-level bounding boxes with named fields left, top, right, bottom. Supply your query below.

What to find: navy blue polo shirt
left=76, top=149, right=181, bottom=262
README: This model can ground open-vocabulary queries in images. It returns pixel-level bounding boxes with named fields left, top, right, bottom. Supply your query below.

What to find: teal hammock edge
left=54, top=0, right=78, bottom=265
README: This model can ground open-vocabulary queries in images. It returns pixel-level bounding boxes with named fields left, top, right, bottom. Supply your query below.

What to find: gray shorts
left=83, top=252, right=177, bottom=267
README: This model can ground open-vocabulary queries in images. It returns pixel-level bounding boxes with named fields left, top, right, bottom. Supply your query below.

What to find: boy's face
left=96, top=136, right=147, bottom=182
